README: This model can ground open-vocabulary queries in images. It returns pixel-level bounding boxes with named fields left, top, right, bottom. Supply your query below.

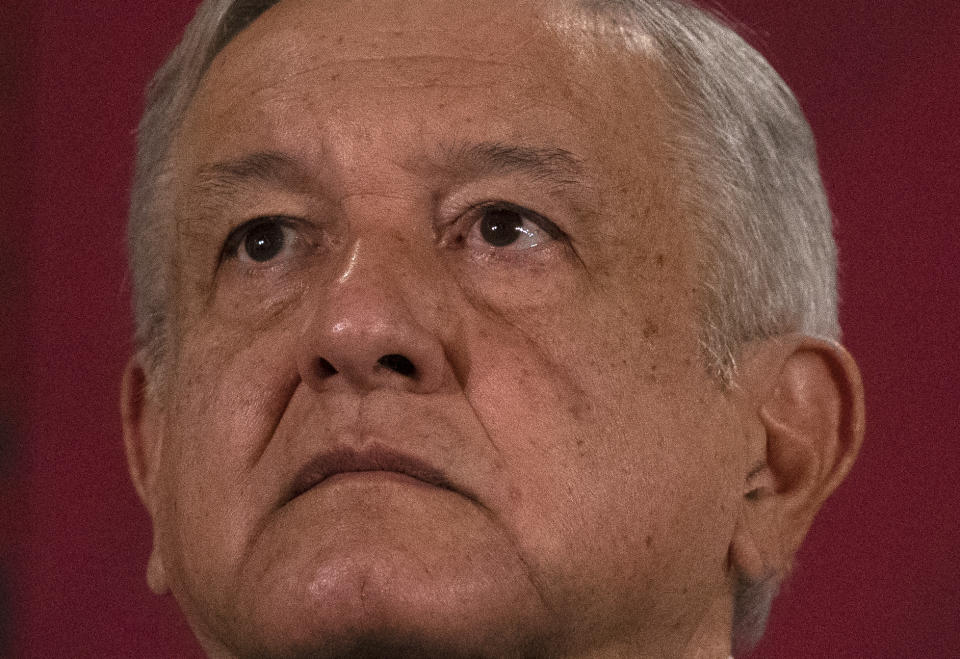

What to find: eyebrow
left=183, top=140, right=591, bottom=208
left=441, top=140, right=589, bottom=190
left=186, top=151, right=307, bottom=203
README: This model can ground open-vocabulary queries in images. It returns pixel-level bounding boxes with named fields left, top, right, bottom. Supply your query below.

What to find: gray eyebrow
left=442, top=141, right=589, bottom=189
left=188, top=151, right=306, bottom=200
left=184, top=141, right=590, bottom=207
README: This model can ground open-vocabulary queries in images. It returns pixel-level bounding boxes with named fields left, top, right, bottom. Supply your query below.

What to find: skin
left=121, top=0, right=865, bottom=657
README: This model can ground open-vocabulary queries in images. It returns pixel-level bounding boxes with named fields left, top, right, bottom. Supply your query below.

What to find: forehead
left=204, top=0, right=629, bottom=92
left=175, top=0, right=671, bottom=185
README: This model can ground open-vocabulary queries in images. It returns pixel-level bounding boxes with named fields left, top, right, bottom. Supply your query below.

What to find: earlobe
left=146, top=545, right=170, bottom=595
left=120, top=356, right=170, bottom=595
left=729, top=335, right=865, bottom=582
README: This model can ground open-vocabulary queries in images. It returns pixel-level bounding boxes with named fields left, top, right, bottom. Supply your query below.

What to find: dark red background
left=4, top=1, right=958, bottom=656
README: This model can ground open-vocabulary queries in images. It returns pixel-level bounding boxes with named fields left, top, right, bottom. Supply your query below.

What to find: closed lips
left=288, top=444, right=456, bottom=502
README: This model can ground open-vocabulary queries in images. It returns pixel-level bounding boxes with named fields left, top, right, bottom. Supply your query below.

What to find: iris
left=480, top=207, right=525, bottom=247
left=243, top=222, right=286, bottom=262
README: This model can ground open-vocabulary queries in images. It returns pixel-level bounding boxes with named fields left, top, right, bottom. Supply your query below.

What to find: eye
left=466, top=203, right=560, bottom=251
left=222, top=216, right=299, bottom=264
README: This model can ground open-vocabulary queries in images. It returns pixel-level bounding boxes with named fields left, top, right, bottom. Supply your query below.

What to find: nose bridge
left=338, top=213, right=428, bottom=290
left=340, top=177, right=451, bottom=299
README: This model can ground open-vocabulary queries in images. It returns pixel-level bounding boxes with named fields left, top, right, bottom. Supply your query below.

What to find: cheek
left=459, top=260, right=737, bottom=584
left=156, top=324, right=300, bottom=585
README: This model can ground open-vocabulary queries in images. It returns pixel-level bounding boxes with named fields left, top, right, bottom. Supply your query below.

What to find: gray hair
left=128, top=0, right=284, bottom=384
left=128, top=0, right=838, bottom=650
left=583, top=0, right=839, bottom=383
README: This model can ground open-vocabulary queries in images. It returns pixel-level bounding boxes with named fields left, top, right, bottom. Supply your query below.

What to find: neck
left=679, top=590, right=734, bottom=659
left=569, top=592, right=734, bottom=658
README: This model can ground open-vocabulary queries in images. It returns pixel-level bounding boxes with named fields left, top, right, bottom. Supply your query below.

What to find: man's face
left=148, top=0, right=746, bottom=655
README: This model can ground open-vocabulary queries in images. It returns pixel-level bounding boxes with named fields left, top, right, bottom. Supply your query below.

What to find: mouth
left=288, top=444, right=456, bottom=502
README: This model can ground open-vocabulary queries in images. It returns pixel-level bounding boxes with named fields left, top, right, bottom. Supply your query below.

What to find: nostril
left=377, top=354, right=417, bottom=378
left=314, top=357, right=338, bottom=379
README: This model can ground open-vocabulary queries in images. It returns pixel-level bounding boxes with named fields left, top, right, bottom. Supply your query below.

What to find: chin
left=233, top=630, right=519, bottom=659
left=206, top=600, right=551, bottom=659
left=193, top=552, right=555, bottom=659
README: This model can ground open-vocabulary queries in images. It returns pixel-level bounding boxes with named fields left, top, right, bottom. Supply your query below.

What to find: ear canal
left=147, top=546, right=169, bottom=595
left=743, top=462, right=775, bottom=501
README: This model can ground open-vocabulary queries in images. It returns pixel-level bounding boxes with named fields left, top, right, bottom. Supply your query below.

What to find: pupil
left=480, top=208, right=523, bottom=247
left=244, top=223, right=285, bottom=262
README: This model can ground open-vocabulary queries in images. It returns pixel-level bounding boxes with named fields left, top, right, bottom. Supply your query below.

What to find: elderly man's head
left=121, top=0, right=864, bottom=656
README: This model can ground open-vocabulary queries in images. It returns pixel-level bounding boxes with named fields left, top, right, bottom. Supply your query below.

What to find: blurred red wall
left=8, top=1, right=959, bottom=656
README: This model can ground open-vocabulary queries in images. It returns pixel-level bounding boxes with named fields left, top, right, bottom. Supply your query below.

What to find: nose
left=296, top=239, right=454, bottom=395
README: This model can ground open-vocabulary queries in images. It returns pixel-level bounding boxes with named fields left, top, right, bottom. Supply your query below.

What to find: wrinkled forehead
left=216, top=0, right=570, bottom=64
left=206, top=0, right=644, bottom=78
left=178, top=0, right=667, bottom=152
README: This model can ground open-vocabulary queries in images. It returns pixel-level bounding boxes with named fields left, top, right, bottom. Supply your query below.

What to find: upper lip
left=287, top=443, right=455, bottom=502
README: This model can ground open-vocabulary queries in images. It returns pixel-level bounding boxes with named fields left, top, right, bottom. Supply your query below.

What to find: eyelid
left=498, top=201, right=560, bottom=237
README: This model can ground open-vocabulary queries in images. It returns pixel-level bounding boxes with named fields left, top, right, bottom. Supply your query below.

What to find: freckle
left=645, top=535, right=653, bottom=548
left=568, top=396, right=592, bottom=421
left=336, top=35, right=344, bottom=44
left=642, top=320, right=659, bottom=339
left=656, top=253, right=665, bottom=268
left=330, top=73, right=340, bottom=82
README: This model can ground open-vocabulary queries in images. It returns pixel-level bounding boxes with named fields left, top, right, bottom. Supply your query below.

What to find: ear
left=120, top=356, right=170, bottom=595
left=729, top=334, right=865, bottom=587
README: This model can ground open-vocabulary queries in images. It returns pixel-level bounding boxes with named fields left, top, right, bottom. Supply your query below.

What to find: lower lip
left=318, top=470, right=440, bottom=490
